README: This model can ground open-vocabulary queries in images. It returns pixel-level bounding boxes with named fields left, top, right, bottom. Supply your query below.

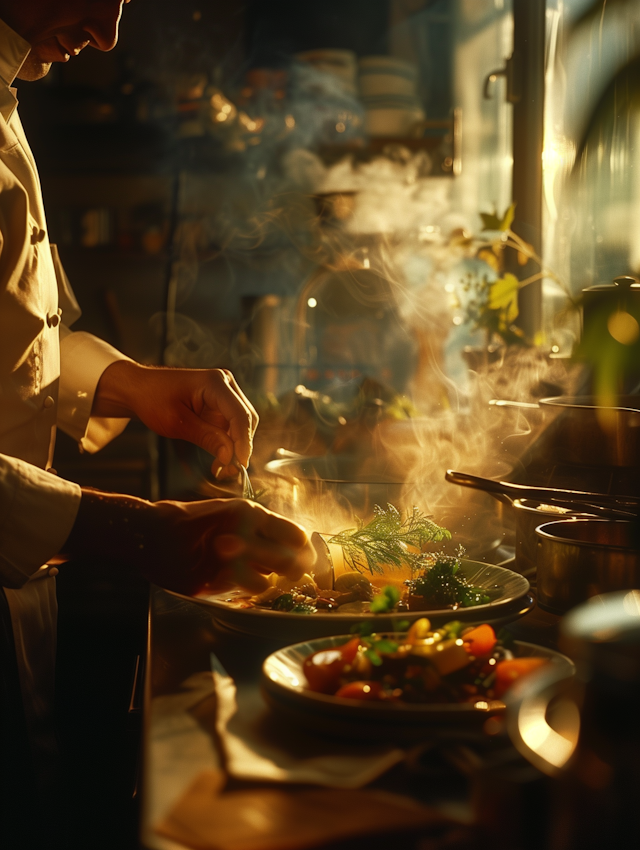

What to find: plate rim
left=261, top=634, right=575, bottom=717
left=185, top=558, right=530, bottom=623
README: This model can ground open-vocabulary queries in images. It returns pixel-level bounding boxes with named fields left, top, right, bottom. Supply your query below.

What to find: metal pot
left=264, top=452, right=405, bottom=515
left=491, top=395, right=640, bottom=469
left=265, top=452, right=505, bottom=558
left=535, top=519, right=640, bottom=614
left=512, top=499, right=598, bottom=578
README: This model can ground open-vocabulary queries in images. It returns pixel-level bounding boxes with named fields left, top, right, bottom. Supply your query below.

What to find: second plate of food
left=261, top=625, right=574, bottom=740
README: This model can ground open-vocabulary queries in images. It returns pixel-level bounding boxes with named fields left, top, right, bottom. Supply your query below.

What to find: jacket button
left=47, top=313, right=60, bottom=328
left=47, top=567, right=59, bottom=578
left=31, top=226, right=46, bottom=244
left=43, top=395, right=55, bottom=409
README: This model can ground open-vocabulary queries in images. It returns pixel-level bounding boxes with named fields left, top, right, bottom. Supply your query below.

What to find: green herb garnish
left=409, top=557, right=490, bottom=608
left=370, top=584, right=401, bottom=614
left=290, top=603, right=316, bottom=615
left=272, top=593, right=295, bottom=611
left=329, top=504, right=450, bottom=576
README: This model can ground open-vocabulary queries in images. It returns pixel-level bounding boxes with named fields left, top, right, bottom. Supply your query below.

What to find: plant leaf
left=480, top=203, right=515, bottom=232
left=364, top=648, right=383, bottom=667
left=499, top=203, right=515, bottom=231
left=480, top=211, right=502, bottom=231
left=488, top=273, right=519, bottom=313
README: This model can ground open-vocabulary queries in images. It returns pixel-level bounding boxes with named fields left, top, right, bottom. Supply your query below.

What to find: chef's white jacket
left=0, top=18, right=131, bottom=780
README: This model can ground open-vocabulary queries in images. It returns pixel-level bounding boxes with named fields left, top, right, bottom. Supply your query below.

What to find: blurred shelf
left=30, top=122, right=173, bottom=175
left=52, top=246, right=170, bottom=263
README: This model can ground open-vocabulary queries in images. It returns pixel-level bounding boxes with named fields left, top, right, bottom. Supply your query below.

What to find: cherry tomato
left=463, top=624, right=497, bottom=657
left=302, top=638, right=361, bottom=694
left=334, top=681, right=384, bottom=701
left=494, top=657, right=548, bottom=697
left=339, top=636, right=361, bottom=665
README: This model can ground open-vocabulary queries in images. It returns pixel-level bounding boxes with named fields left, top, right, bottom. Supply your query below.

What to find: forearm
left=60, top=488, right=314, bottom=596
left=61, top=488, right=221, bottom=594
left=61, top=488, right=157, bottom=564
left=91, top=359, right=146, bottom=419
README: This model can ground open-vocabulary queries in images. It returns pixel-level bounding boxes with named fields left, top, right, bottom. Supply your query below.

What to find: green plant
left=458, top=203, right=571, bottom=347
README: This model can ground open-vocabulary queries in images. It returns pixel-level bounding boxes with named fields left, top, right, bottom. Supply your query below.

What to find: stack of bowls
left=358, top=56, right=424, bottom=137
left=294, top=49, right=358, bottom=96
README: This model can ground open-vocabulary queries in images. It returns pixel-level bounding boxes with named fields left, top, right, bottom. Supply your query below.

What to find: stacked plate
left=358, top=56, right=425, bottom=137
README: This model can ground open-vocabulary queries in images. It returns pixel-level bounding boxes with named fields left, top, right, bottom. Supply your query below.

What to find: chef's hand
left=61, top=491, right=316, bottom=596
left=93, top=361, right=258, bottom=478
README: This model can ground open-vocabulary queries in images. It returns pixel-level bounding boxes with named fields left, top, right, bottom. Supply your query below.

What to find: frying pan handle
left=445, top=470, right=514, bottom=505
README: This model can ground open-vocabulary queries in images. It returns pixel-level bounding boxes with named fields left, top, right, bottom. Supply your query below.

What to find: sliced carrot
left=494, top=657, right=548, bottom=697
left=462, top=624, right=497, bottom=657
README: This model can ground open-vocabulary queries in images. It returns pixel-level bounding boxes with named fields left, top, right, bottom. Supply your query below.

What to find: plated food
left=177, top=560, right=531, bottom=641
left=301, top=618, right=547, bottom=704
left=261, top=626, right=575, bottom=739
left=245, top=553, right=494, bottom=617
left=170, top=504, right=530, bottom=640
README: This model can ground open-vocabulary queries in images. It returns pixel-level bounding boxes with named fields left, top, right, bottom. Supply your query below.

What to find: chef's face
left=0, top=0, right=130, bottom=80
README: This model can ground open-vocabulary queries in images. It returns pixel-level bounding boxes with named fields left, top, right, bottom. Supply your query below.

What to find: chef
left=0, top=0, right=315, bottom=831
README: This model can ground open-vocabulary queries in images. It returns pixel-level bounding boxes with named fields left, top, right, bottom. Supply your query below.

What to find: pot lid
left=583, top=274, right=640, bottom=293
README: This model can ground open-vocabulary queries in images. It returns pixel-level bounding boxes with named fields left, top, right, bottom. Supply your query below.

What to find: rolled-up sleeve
left=58, top=327, right=133, bottom=454
left=0, top=454, right=81, bottom=588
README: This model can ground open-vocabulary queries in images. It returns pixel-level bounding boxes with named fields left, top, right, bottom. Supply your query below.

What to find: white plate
left=172, top=560, right=530, bottom=642
left=261, top=634, right=574, bottom=740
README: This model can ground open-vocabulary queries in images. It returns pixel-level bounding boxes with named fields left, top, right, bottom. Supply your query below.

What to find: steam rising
left=149, top=70, right=578, bottom=557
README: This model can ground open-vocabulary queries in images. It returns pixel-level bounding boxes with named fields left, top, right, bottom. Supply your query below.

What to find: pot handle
left=489, top=398, right=541, bottom=410
left=445, top=470, right=514, bottom=505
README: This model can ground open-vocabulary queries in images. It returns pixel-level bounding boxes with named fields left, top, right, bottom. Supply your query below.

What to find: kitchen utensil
left=580, top=275, right=640, bottom=393
left=234, top=459, right=255, bottom=501
left=265, top=452, right=517, bottom=560
left=264, top=453, right=405, bottom=514
left=166, top=559, right=531, bottom=641
left=445, top=469, right=639, bottom=515
left=507, top=591, right=640, bottom=848
left=261, top=634, right=573, bottom=741
left=511, top=499, right=599, bottom=578
left=489, top=395, right=640, bottom=468
left=535, top=519, right=640, bottom=614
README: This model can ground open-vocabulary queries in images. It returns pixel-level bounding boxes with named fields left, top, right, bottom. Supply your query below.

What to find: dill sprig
left=328, top=504, right=451, bottom=576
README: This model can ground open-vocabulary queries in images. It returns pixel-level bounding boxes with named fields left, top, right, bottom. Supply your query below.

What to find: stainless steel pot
left=535, top=519, right=640, bottom=614
left=491, top=395, right=640, bottom=469
left=512, top=499, right=597, bottom=578
left=264, top=453, right=405, bottom=514
left=265, top=452, right=505, bottom=558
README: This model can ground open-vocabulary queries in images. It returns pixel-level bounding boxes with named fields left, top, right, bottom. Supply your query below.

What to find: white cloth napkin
left=153, top=668, right=464, bottom=850
left=212, top=668, right=406, bottom=788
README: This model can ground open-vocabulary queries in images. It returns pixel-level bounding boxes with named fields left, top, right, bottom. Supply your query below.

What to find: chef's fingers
left=212, top=460, right=242, bottom=481
left=209, top=559, right=271, bottom=594
left=202, top=372, right=256, bottom=468
left=219, top=369, right=259, bottom=435
left=256, top=510, right=314, bottom=553
left=179, top=409, right=236, bottom=469
left=214, top=530, right=315, bottom=581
